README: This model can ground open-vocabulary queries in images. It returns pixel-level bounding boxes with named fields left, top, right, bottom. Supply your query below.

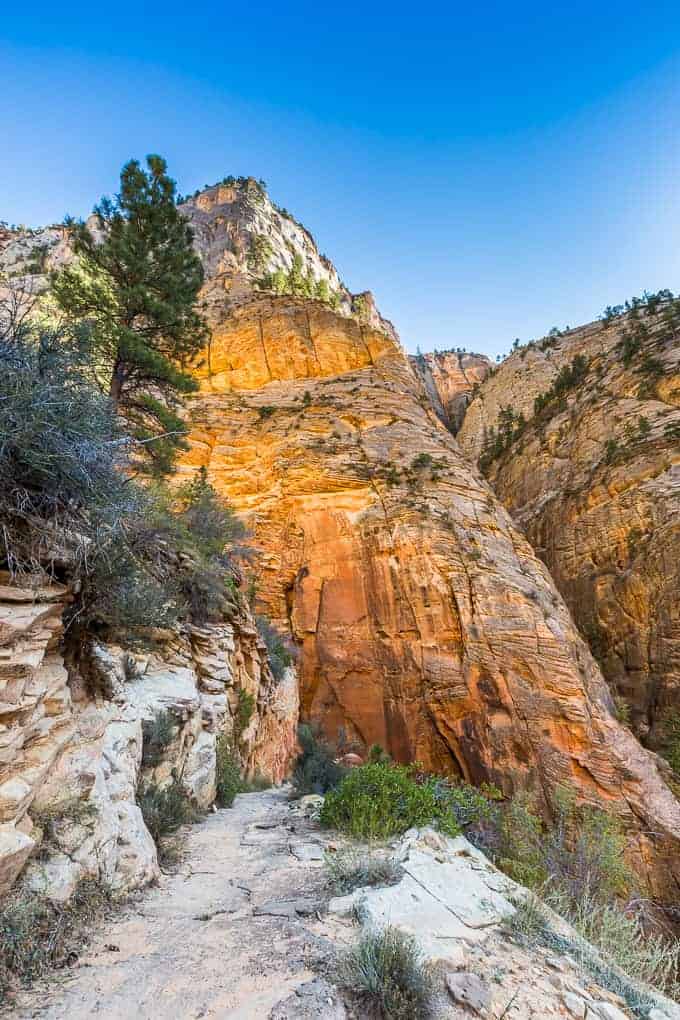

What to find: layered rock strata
left=457, top=311, right=680, bottom=743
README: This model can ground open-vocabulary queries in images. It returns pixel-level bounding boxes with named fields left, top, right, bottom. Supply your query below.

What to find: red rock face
left=180, top=294, right=680, bottom=898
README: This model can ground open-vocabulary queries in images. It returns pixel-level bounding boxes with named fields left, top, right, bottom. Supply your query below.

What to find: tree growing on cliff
left=52, top=155, right=208, bottom=475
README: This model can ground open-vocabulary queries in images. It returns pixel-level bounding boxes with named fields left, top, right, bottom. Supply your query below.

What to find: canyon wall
left=457, top=310, right=680, bottom=744
left=4, top=180, right=680, bottom=899
left=178, top=291, right=680, bottom=896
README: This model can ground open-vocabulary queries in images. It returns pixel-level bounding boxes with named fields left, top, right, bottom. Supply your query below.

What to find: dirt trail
left=11, top=789, right=344, bottom=1020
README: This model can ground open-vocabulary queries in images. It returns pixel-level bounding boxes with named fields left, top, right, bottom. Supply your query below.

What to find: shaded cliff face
left=178, top=292, right=680, bottom=895
left=410, top=350, right=492, bottom=432
left=457, top=309, right=680, bottom=745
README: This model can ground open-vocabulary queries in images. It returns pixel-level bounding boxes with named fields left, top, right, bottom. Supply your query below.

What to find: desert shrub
left=215, top=734, right=243, bottom=808
left=256, top=614, right=293, bottom=680
left=324, top=849, right=403, bottom=895
left=0, top=331, right=135, bottom=576
left=0, top=879, right=110, bottom=1004
left=175, top=467, right=248, bottom=561
left=494, top=790, right=680, bottom=1001
left=234, top=687, right=256, bottom=742
left=320, top=762, right=462, bottom=840
left=178, top=561, right=230, bottom=625
left=504, top=892, right=550, bottom=946
left=336, top=926, right=436, bottom=1020
left=436, top=779, right=500, bottom=830
left=495, top=788, right=632, bottom=903
left=77, top=537, right=180, bottom=639
left=496, top=792, right=548, bottom=888
left=291, top=724, right=347, bottom=797
left=549, top=887, right=680, bottom=1002
left=614, top=695, right=631, bottom=726
left=141, top=711, right=177, bottom=767
left=138, top=779, right=199, bottom=865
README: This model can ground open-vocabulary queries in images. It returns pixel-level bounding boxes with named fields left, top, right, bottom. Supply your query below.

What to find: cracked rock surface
left=10, top=791, right=680, bottom=1020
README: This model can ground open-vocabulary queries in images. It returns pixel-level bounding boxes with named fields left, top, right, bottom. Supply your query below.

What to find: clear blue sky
left=2, top=2, right=680, bottom=357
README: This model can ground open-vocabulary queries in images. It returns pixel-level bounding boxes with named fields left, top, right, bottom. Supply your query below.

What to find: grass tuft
left=324, top=849, right=403, bottom=896
left=335, top=926, right=436, bottom=1020
left=0, top=879, right=110, bottom=1005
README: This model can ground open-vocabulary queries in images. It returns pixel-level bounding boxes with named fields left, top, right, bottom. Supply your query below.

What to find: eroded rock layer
left=411, top=350, right=492, bottom=432
left=457, top=311, right=680, bottom=744
left=179, top=293, right=680, bottom=896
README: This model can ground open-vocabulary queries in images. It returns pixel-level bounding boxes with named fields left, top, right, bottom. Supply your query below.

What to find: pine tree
left=52, top=155, right=208, bottom=475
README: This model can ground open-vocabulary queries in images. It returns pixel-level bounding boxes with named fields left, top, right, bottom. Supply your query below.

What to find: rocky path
left=10, top=789, right=679, bottom=1020
left=11, top=789, right=344, bottom=1020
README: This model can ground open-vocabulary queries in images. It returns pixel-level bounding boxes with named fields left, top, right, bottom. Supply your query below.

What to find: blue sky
left=2, top=2, right=680, bottom=357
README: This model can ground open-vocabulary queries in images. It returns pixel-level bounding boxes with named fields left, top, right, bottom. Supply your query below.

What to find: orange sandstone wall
left=179, top=294, right=680, bottom=895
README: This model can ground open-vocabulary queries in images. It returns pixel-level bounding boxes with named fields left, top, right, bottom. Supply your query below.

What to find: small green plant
left=504, top=892, right=549, bottom=945
left=324, top=849, right=403, bottom=895
left=292, top=724, right=347, bottom=797
left=614, top=695, right=631, bottom=726
left=660, top=710, right=680, bottom=774
left=141, top=711, right=176, bottom=767
left=335, top=926, right=436, bottom=1020
left=256, top=614, right=293, bottom=680
left=496, top=792, right=547, bottom=888
left=367, top=743, right=392, bottom=765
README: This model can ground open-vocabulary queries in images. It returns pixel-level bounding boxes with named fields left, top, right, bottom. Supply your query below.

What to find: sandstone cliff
left=457, top=307, right=680, bottom=746
left=176, top=287, right=680, bottom=896
left=4, top=181, right=680, bottom=900
left=411, top=349, right=492, bottom=432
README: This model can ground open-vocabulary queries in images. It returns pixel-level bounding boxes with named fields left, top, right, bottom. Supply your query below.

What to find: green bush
left=292, top=724, right=347, bottom=797
left=215, top=734, right=243, bottom=808
left=496, top=792, right=547, bottom=888
left=495, top=788, right=632, bottom=903
left=234, top=688, right=255, bottom=742
left=0, top=330, right=135, bottom=576
left=320, top=762, right=462, bottom=840
left=138, top=779, right=199, bottom=865
left=175, top=467, right=248, bottom=561
left=336, top=926, right=436, bottom=1020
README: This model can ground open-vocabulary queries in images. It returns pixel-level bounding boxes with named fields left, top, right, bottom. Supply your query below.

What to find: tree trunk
left=109, top=358, right=124, bottom=407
